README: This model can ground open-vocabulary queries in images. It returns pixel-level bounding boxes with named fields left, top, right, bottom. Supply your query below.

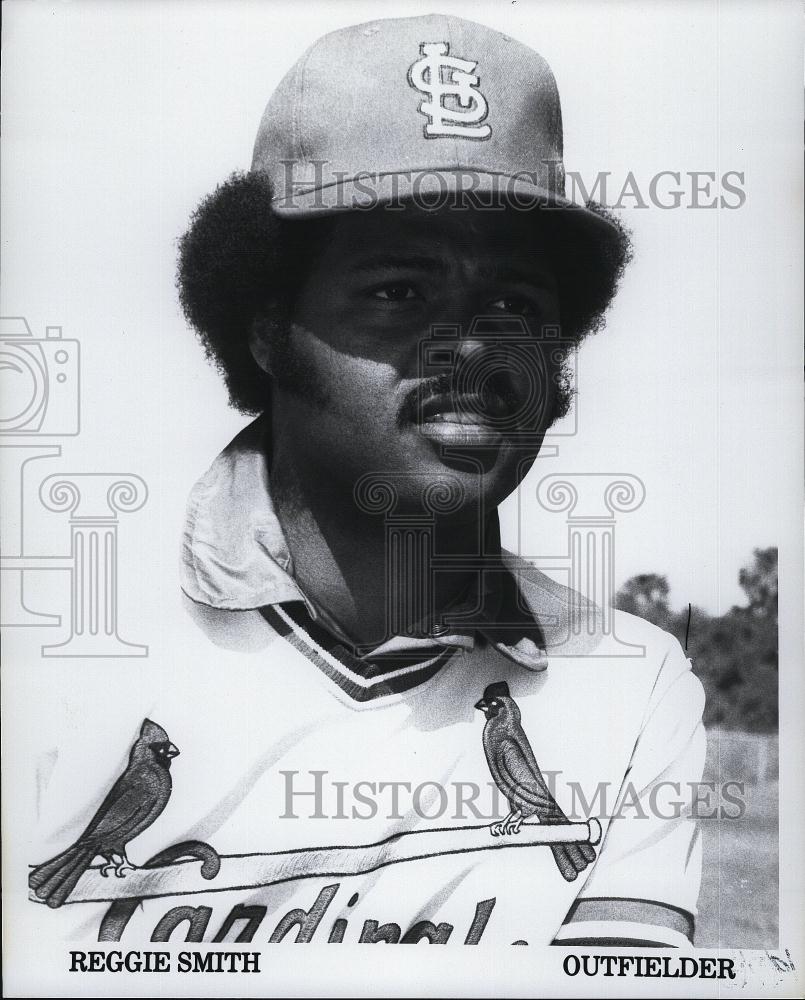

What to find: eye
left=372, top=284, right=418, bottom=302
left=488, top=296, right=538, bottom=316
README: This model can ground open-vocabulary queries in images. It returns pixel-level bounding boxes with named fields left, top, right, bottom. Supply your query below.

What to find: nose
left=426, top=276, right=503, bottom=353
left=452, top=319, right=535, bottom=409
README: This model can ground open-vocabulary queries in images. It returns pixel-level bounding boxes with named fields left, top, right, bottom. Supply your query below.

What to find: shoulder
left=502, top=549, right=682, bottom=665
left=501, top=550, right=703, bottom=729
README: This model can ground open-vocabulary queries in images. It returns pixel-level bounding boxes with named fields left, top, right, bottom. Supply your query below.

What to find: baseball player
left=28, top=13, right=706, bottom=949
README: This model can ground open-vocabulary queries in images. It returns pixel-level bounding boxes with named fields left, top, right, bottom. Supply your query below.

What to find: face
left=475, top=695, right=505, bottom=719
left=255, top=206, right=561, bottom=516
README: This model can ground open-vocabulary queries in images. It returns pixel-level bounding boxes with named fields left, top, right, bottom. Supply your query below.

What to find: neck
left=269, top=439, right=498, bottom=648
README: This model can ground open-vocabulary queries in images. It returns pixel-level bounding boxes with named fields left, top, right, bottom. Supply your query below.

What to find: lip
left=417, top=419, right=504, bottom=447
left=416, top=392, right=510, bottom=447
left=419, top=391, right=508, bottom=423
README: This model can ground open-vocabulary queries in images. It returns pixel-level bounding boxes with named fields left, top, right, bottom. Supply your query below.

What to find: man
left=30, top=13, right=705, bottom=948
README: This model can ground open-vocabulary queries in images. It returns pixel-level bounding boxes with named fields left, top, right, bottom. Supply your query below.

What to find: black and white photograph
left=1, top=2, right=802, bottom=996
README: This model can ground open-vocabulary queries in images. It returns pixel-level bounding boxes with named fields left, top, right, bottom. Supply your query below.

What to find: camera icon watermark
left=0, top=318, right=80, bottom=436
left=0, top=315, right=147, bottom=656
left=417, top=316, right=576, bottom=450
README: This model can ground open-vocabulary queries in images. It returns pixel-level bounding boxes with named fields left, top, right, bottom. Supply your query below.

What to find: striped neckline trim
left=262, top=603, right=456, bottom=703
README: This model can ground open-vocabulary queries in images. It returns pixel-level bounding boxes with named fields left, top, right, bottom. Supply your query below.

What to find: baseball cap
left=251, top=13, right=611, bottom=232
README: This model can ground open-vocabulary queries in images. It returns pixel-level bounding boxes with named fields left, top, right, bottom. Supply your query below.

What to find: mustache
left=397, top=372, right=524, bottom=428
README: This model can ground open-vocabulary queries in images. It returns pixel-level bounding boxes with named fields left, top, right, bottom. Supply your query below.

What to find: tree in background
left=612, top=573, right=671, bottom=627
left=615, top=547, right=778, bottom=733
left=738, top=547, right=778, bottom=619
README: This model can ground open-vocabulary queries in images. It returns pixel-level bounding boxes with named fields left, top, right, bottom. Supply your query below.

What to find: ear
left=249, top=316, right=276, bottom=378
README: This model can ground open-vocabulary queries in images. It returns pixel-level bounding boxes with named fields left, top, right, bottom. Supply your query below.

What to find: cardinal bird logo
left=476, top=681, right=597, bottom=881
left=28, top=719, right=179, bottom=908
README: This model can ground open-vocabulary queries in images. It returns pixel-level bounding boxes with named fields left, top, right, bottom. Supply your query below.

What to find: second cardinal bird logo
left=476, top=681, right=598, bottom=881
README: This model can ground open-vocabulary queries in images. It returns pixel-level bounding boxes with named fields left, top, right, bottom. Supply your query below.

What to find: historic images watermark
left=273, top=159, right=747, bottom=214
left=278, top=770, right=749, bottom=823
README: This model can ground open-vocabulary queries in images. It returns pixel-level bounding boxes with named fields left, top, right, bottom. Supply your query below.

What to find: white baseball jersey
left=25, top=418, right=705, bottom=948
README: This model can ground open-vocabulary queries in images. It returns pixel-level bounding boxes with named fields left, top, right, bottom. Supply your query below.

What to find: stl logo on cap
left=408, top=42, right=492, bottom=140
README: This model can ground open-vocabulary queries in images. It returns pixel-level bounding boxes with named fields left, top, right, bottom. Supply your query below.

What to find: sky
left=1, top=0, right=802, bottom=615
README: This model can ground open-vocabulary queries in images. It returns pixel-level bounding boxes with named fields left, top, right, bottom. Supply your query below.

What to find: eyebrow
left=493, top=264, right=556, bottom=288
left=348, top=254, right=446, bottom=274
left=347, top=255, right=555, bottom=287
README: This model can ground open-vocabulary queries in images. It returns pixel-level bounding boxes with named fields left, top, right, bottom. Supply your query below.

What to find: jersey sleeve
left=553, top=633, right=706, bottom=947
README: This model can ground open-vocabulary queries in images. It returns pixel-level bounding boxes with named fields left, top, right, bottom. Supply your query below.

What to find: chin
left=344, top=426, right=540, bottom=519
left=413, top=440, right=538, bottom=515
